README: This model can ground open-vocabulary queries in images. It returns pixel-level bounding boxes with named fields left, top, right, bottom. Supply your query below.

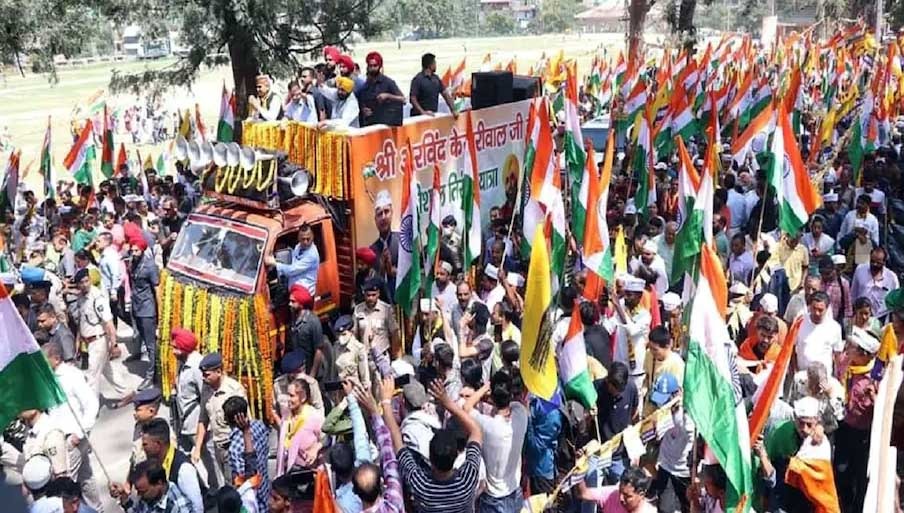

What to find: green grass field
left=0, top=32, right=648, bottom=193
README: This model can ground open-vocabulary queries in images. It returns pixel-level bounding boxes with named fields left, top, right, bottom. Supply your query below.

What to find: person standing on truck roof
left=265, top=223, right=319, bottom=297
left=354, top=277, right=400, bottom=377
left=247, top=74, right=284, bottom=122
left=370, top=190, right=399, bottom=303
left=358, top=52, right=405, bottom=127
left=409, top=53, right=457, bottom=119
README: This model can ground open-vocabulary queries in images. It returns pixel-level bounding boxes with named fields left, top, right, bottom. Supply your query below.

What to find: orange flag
left=748, top=316, right=803, bottom=444
left=313, top=467, right=337, bottom=513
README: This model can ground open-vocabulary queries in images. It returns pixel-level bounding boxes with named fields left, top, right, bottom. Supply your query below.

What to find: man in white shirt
left=629, top=240, right=669, bottom=295
left=654, top=222, right=677, bottom=276
left=838, top=194, right=880, bottom=246
left=850, top=246, right=900, bottom=320
left=319, top=77, right=360, bottom=129
left=40, top=342, right=104, bottom=512
left=480, top=263, right=507, bottom=313
left=97, top=230, right=123, bottom=321
left=431, top=260, right=457, bottom=310
left=728, top=233, right=755, bottom=284
left=283, top=81, right=319, bottom=124
left=248, top=74, right=283, bottom=121
left=604, top=276, right=652, bottom=394
left=794, top=291, right=843, bottom=375
left=854, top=176, right=886, bottom=216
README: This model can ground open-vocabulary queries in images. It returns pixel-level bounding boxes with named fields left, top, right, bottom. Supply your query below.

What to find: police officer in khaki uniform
left=191, top=353, right=246, bottom=490
left=73, top=268, right=130, bottom=399
left=19, top=409, right=69, bottom=486
left=333, top=315, right=371, bottom=390
left=353, top=277, right=400, bottom=380
left=128, top=388, right=169, bottom=469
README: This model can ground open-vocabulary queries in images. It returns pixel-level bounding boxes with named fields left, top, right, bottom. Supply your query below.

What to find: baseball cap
left=649, top=373, right=680, bottom=407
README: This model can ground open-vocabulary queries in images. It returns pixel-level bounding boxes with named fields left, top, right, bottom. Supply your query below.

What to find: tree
left=104, top=0, right=380, bottom=123
left=484, top=12, right=517, bottom=35
left=535, top=0, right=580, bottom=33
left=0, top=1, right=111, bottom=78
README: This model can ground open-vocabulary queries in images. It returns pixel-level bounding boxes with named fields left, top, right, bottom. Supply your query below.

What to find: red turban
left=123, top=222, right=143, bottom=245
left=129, top=235, right=148, bottom=252
left=289, top=284, right=314, bottom=309
left=171, top=328, right=198, bottom=352
left=323, top=46, right=340, bottom=61
left=366, top=52, right=383, bottom=68
left=337, top=54, right=355, bottom=73
left=356, top=247, right=377, bottom=266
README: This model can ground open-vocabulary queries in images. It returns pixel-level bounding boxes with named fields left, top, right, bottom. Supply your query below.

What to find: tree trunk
left=677, top=0, right=696, bottom=52
left=226, top=23, right=261, bottom=143
left=628, top=0, right=649, bottom=64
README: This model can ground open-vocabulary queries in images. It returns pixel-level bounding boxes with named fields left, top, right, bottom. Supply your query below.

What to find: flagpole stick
left=26, top=357, right=115, bottom=485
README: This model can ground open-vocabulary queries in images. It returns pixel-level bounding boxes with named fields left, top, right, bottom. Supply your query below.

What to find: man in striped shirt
left=350, top=378, right=404, bottom=513
left=397, top=379, right=484, bottom=513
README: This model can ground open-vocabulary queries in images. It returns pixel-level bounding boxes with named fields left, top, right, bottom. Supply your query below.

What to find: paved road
left=86, top=325, right=168, bottom=513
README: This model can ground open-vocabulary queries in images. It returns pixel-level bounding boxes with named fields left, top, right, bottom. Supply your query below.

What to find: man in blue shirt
left=265, top=223, right=319, bottom=296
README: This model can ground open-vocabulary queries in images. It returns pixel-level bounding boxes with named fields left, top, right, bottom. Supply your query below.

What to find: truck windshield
left=167, top=215, right=266, bottom=293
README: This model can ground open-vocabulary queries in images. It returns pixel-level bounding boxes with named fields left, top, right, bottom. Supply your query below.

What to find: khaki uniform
left=23, top=414, right=68, bottom=477
left=77, top=286, right=128, bottom=397
left=353, top=300, right=398, bottom=359
left=200, top=376, right=246, bottom=486
left=334, top=333, right=370, bottom=390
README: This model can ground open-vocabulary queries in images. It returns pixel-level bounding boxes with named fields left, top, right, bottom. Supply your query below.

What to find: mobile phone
left=322, top=380, right=343, bottom=392
left=394, top=374, right=411, bottom=388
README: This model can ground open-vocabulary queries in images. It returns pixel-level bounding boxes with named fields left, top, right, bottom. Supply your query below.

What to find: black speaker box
left=512, top=75, right=541, bottom=101
left=471, top=71, right=513, bottom=109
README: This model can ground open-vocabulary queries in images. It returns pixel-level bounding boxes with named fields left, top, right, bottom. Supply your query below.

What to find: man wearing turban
left=127, top=232, right=160, bottom=388
left=357, top=51, right=406, bottom=127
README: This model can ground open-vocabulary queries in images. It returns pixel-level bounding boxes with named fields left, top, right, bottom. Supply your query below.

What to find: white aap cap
left=729, top=282, right=749, bottom=295
left=793, top=396, right=819, bottom=419
left=760, top=293, right=778, bottom=313
left=22, top=455, right=53, bottom=491
left=831, top=254, right=846, bottom=265
left=484, top=263, right=499, bottom=279
left=624, top=276, right=645, bottom=292
left=823, top=192, right=838, bottom=202
left=661, top=292, right=681, bottom=312
left=506, top=273, right=525, bottom=288
left=374, top=190, right=392, bottom=210
left=642, top=240, right=658, bottom=254
left=849, top=326, right=880, bottom=354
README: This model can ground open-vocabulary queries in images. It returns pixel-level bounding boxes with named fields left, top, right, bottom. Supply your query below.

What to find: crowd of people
left=1, top=39, right=904, bottom=513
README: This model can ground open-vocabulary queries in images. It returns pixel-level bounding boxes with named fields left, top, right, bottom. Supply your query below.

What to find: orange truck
left=156, top=100, right=531, bottom=417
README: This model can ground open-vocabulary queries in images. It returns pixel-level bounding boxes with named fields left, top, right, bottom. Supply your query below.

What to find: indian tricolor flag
left=560, top=302, right=597, bottom=409
left=731, top=104, right=774, bottom=170
left=40, top=117, right=53, bottom=200
left=64, top=121, right=96, bottom=186
left=424, top=163, right=442, bottom=295
left=217, top=84, right=236, bottom=143
left=622, top=80, right=647, bottom=125
left=564, top=61, right=588, bottom=243
left=582, top=130, right=615, bottom=288
left=632, top=110, right=655, bottom=216
left=670, top=137, right=703, bottom=284
left=395, top=141, right=422, bottom=316
left=684, top=245, right=753, bottom=511
left=0, top=282, right=66, bottom=429
left=520, top=98, right=550, bottom=258
left=100, top=105, right=115, bottom=179
left=785, top=436, right=841, bottom=513
left=462, top=111, right=482, bottom=272
left=2, top=150, right=20, bottom=210
left=670, top=84, right=698, bottom=143
left=775, top=105, right=821, bottom=236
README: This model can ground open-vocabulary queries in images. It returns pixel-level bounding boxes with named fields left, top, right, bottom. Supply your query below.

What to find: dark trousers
left=134, top=316, right=158, bottom=385
left=651, top=468, right=690, bottom=513
left=834, top=421, right=870, bottom=513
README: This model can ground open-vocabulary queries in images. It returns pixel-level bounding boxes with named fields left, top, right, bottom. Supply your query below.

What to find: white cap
left=654, top=162, right=667, bottom=170
left=506, top=273, right=525, bottom=288
left=854, top=219, right=868, bottom=230
left=439, top=261, right=453, bottom=273
left=642, top=240, right=658, bottom=254
left=23, top=455, right=53, bottom=491
left=624, top=199, right=637, bottom=215
left=391, top=359, right=415, bottom=377
left=823, top=192, right=838, bottom=202
left=374, top=190, right=392, bottom=210
left=624, top=276, right=645, bottom=292
left=123, top=194, right=142, bottom=203
left=760, top=293, right=778, bottom=313
left=420, top=298, right=433, bottom=313
left=831, top=254, right=846, bottom=265
left=793, top=396, right=820, bottom=419
left=30, top=497, right=64, bottom=513
left=694, top=158, right=704, bottom=167
left=661, top=292, right=681, bottom=312
left=617, top=151, right=626, bottom=161
left=729, top=282, right=749, bottom=295
left=484, top=264, right=499, bottom=280
left=849, top=326, right=880, bottom=354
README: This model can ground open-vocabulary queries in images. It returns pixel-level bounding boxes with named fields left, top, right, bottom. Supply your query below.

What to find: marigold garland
left=155, top=270, right=275, bottom=418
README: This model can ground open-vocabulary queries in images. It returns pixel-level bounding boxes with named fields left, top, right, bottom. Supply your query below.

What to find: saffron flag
left=116, top=143, right=128, bottom=177
left=748, top=316, right=803, bottom=444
